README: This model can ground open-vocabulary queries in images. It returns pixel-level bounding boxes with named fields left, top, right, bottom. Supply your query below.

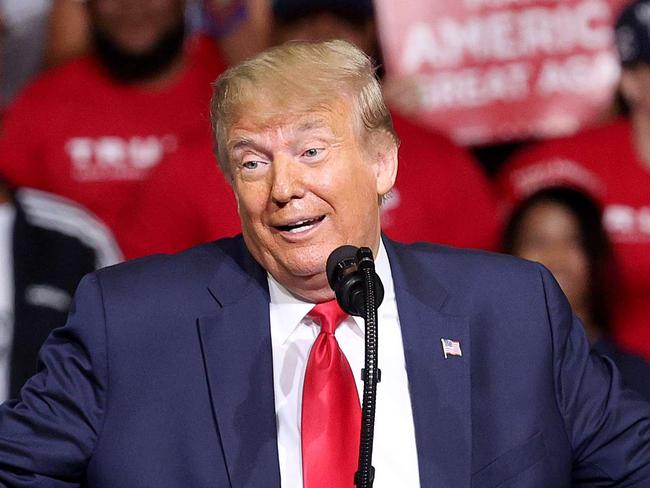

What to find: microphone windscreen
left=326, top=245, right=358, bottom=289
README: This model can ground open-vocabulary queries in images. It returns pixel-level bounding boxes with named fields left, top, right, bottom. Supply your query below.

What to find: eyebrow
left=229, top=119, right=335, bottom=153
left=230, top=137, right=257, bottom=152
left=295, top=119, right=330, bottom=132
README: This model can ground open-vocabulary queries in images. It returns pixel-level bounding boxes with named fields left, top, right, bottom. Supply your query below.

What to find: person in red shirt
left=272, top=0, right=498, bottom=250
left=382, top=114, right=498, bottom=249
left=0, top=0, right=240, bottom=259
left=120, top=142, right=241, bottom=259
left=497, top=0, right=650, bottom=360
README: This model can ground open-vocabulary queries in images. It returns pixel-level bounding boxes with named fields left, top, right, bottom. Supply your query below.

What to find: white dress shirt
left=269, top=240, right=421, bottom=488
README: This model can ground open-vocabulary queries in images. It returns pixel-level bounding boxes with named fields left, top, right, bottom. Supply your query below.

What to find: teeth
left=276, top=216, right=324, bottom=233
left=283, top=217, right=322, bottom=233
left=288, top=222, right=316, bottom=233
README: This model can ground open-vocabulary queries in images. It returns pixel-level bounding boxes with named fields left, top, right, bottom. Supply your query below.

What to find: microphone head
left=326, top=245, right=359, bottom=290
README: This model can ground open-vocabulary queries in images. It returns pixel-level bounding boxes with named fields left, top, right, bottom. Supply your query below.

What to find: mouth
left=274, top=215, right=326, bottom=234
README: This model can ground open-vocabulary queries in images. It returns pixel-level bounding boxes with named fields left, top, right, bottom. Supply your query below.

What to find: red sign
left=375, top=0, right=627, bottom=145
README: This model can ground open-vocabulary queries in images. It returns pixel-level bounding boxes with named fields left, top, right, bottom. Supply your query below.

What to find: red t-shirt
left=382, top=113, right=498, bottom=250
left=0, top=35, right=237, bottom=258
left=120, top=143, right=240, bottom=259
left=497, top=118, right=650, bottom=360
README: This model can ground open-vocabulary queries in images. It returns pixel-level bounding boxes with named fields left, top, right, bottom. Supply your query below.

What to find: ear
left=372, top=135, right=398, bottom=197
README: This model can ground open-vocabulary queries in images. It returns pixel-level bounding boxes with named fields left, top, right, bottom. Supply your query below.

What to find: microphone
left=326, top=245, right=384, bottom=317
left=327, top=245, right=384, bottom=488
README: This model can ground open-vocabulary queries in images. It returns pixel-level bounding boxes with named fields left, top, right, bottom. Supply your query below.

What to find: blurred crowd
left=0, top=0, right=648, bottom=402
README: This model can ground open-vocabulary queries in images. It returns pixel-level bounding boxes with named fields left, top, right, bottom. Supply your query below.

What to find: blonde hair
left=210, top=39, right=398, bottom=176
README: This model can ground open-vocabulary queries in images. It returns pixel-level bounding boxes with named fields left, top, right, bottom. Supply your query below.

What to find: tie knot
left=307, top=300, right=348, bottom=334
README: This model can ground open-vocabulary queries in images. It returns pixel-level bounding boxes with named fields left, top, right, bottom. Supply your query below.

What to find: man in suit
left=0, top=40, right=649, bottom=487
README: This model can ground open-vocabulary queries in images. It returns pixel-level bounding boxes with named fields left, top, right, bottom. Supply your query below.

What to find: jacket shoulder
left=96, top=235, right=242, bottom=278
left=394, top=240, right=544, bottom=288
left=389, top=240, right=562, bottom=317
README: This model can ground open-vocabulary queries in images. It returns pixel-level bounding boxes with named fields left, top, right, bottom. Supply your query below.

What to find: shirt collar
left=268, top=271, right=314, bottom=346
left=267, top=238, right=394, bottom=345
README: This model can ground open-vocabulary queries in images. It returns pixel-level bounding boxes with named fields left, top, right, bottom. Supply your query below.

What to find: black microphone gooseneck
left=326, top=245, right=384, bottom=488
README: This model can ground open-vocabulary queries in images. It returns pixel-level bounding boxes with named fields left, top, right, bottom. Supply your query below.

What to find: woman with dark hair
left=503, top=186, right=650, bottom=401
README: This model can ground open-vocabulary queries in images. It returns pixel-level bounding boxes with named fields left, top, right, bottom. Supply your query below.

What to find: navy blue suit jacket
left=0, top=237, right=649, bottom=487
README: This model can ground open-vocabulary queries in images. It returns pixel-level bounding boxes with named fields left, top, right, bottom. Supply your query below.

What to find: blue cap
left=615, top=0, right=650, bottom=66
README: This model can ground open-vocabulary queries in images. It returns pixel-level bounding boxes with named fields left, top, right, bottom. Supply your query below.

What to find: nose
left=270, top=155, right=305, bottom=206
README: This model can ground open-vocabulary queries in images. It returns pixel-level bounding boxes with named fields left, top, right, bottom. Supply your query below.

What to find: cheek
left=334, top=164, right=378, bottom=202
left=512, top=243, right=543, bottom=264
left=333, top=180, right=378, bottom=220
left=233, top=183, right=267, bottom=222
left=566, top=250, right=590, bottom=282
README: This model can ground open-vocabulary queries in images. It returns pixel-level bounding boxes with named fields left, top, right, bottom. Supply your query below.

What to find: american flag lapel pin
left=441, top=338, right=462, bottom=359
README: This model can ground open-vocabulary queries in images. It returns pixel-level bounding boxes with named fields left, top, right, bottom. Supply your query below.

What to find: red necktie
left=301, top=300, right=361, bottom=488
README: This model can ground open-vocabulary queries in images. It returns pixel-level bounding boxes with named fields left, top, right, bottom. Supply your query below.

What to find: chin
left=284, top=256, right=327, bottom=278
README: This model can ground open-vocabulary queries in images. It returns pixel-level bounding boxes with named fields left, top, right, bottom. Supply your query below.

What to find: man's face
left=90, top=0, right=185, bottom=54
left=226, top=100, right=397, bottom=301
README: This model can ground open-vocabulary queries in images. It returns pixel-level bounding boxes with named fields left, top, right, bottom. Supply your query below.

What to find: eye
left=242, top=160, right=260, bottom=170
left=302, top=148, right=323, bottom=158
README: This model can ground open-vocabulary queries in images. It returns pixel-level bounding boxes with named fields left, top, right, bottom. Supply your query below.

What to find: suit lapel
left=197, top=242, right=281, bottom=488
left=196, top=238, right=471, bottom=487
left=385, top=240, right=472, bottom=488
